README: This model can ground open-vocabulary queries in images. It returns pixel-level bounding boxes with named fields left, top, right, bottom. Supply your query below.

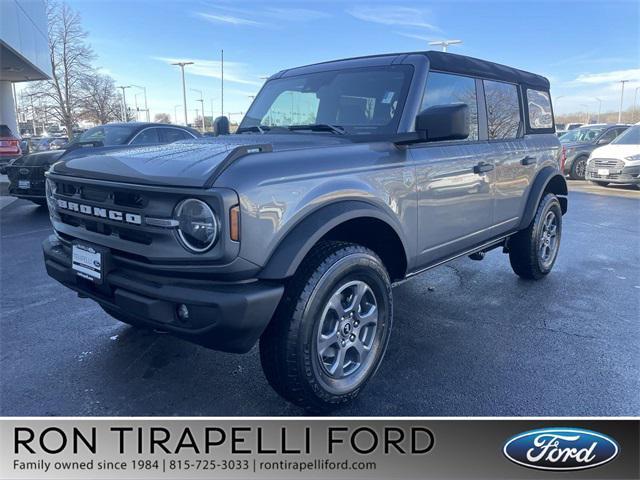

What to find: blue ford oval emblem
left=503, top=428, right=619, bottom=471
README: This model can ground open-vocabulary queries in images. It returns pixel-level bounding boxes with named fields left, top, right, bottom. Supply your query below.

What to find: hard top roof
left=277, top=50, right=550, bottom=90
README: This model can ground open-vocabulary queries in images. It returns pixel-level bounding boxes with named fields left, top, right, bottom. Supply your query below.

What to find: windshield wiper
left=236, top=125, right=270, bottom=134
left=288, top=124, right=346, bottom=135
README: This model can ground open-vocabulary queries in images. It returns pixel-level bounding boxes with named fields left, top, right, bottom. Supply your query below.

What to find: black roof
left=424, top=51, right=550, bottom=90
left=278, top=50, right=550, bottom=91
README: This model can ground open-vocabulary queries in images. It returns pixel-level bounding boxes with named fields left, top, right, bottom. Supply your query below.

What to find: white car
left=586, top=123, right=640, bottom=188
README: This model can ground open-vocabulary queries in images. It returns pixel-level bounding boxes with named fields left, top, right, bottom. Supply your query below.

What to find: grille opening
left=82, top=187, right=109, bottom=202
left=114, top=191, right=146, bottom=208
left=60, top=183, right=79, bottom=196
left=60, top=213, right=81, bottom=227
left=117, top=228, right=152, bottom=245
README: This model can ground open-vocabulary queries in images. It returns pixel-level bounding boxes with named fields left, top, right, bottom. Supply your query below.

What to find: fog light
left=177, top=304, right=190, bottom=322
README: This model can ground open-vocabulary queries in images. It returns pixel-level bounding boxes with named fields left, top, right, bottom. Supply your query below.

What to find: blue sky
left=65, top=0, right=639, bottom=123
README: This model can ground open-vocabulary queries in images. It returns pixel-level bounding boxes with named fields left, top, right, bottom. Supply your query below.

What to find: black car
left=6, top=122, right=200, bottom=205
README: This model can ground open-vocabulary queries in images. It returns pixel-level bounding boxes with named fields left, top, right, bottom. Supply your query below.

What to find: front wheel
left=569, top=156, right=588, bottom=180
left=259, top=241, right=393, bottom=412
left=592, top=181, right=609, bottom=187
left=508, top=194, right=562, bottom=280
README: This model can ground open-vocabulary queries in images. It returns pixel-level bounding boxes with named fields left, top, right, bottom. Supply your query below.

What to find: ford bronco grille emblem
left=55, top=199, right=142, bottom=225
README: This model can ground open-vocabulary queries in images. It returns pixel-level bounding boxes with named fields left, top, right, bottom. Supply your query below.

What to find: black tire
left=591, top=181, right=609, bottom=187
left=259, top=241, right=393, bottom=412
left=31, top=199, right=47, bottom=207
left=569, top=156, right=588, bottom=180
left=508, top=194, right=562, bottom=280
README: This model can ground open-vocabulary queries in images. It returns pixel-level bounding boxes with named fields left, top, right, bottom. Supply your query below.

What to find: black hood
left=50, top=134, right=353, bottom=187
left=11, top=150, right=65, bottom=167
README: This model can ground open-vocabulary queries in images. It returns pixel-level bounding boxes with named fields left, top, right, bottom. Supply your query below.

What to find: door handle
left=473, top=162, right=494, bottom=174
left=521, top=155, right=537, bottom=166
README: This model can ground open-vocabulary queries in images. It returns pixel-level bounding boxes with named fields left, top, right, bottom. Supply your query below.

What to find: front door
left=411, top=71, right=495, bottom=268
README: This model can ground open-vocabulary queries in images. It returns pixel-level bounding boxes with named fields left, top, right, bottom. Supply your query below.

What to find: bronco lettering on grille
left=56, top=199, right=142, bottom=225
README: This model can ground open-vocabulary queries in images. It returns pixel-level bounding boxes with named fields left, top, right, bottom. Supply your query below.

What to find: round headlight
left=175, top=199, right=219, bottom=253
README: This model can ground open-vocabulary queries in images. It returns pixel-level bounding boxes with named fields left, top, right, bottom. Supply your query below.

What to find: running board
left=392, top=234, right=512, bottom=288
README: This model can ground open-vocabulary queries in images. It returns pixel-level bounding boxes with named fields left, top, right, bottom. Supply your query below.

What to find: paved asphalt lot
left=1, top=182, right=638, bottom=416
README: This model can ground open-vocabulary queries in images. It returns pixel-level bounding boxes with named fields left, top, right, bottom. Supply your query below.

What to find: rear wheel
left=569, top=156, right=588, bottom=180
left=508, top=194, right=562, bottom=280
left=259, top=241, right=392, bottom=412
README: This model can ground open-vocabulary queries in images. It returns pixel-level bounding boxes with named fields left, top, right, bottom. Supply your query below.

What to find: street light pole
left=174, top=105, right=182, bottom=124
left=595, top=98, right=602, bottom=123
left=118, top=85, right=131, bottom=122
left=618, top=80, right=628, bottom=123
left=191, top=88, right=205, bottom=132
left=221, top=49, right=224, bottom=117
left=131, top=85, right=149, bottom=122
left=580, top=103, right=590, bottom=124
left=633, top=87, right=640, bottom=122
left=428, top=39, right=462, bottom=52
left=172, top=62, right=194, bottom=126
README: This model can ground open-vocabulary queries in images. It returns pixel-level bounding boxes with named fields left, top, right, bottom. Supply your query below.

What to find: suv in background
left=586, top=123, right=640, bottom=188
left=42, top=51, right=567, bottom=411
left=560, top=124, right=630, bottom=179
left=6, top=122, right=200, bottom=206
left=0, top=124, right=22, bottom=168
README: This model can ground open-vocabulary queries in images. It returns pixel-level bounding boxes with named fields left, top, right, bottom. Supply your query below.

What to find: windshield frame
left=239, top=65, right=415, bottom=136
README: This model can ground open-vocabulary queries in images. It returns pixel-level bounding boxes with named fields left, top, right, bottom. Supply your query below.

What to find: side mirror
left=596, top=137, right=609, bottom=145
left=415, top=104, right=469, bottom=142
left=212, top=116, right=230, bottom=136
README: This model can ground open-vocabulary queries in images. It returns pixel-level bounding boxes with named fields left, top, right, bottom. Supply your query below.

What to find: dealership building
left=0, top=0, right=50, bottom=134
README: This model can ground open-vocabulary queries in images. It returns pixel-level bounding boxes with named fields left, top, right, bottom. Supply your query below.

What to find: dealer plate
left=18, top=180, right=30, bottom=189
left=597, top=168, right=610, bottom=176
left=72, top=244, right=103, bottom=282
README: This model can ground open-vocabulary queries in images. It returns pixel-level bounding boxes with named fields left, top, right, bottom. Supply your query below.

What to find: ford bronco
left=42, top=51, right=567, bottom=411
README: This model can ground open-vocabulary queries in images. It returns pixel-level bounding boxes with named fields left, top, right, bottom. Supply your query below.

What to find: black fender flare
left=519, top=166, right=568, bottom=230
left=258, top=200, right=409, bottom=280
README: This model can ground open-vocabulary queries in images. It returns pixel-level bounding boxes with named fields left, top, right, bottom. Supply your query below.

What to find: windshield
left=612, top=125, right=639, bottom=145
left=239, top=65, right=413, bottom=135
left=73, top=125, right=137, bottom=146
left=560, top=126, right=606, bottom=143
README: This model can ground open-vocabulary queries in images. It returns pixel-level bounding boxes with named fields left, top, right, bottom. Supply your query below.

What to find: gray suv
left=42, top=51, right=567, bottom=411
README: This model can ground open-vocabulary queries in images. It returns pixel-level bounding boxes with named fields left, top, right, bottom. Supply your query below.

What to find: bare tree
left=79, top=73, right=120, bottom=124
left=27, top=1, right=95, bottom=139
left=154, top=113, right=171, bottom=124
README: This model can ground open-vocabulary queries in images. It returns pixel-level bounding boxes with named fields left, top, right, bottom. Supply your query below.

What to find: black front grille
left=54, top=180, right=151, bottom=245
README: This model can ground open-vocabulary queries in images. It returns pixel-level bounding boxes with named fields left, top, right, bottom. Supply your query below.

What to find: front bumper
left=586, top=165, right=640, bottom=185
left=43, top=235, right=284, bottom=353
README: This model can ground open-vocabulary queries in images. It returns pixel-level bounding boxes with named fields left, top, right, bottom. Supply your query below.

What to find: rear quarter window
left=526, top=89, right=553, bottom=129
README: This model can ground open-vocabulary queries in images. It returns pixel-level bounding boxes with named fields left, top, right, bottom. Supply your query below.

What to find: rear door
left=484, top=80, right=534, bottom=233
left=411, top=71, right=495, bottom=267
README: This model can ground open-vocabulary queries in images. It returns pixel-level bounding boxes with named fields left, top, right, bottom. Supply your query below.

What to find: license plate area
left=597, top=168, right=610, bottom=176
left=72, top=243, right=108, bottom=284
left=18, top=180, right=30, bottom=189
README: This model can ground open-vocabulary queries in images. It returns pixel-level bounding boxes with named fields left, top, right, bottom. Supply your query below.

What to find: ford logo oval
left=503, top=428, right=619, bottom=471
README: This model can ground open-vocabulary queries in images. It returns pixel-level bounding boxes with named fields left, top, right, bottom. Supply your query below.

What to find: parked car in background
left=6, top=122, right=200, bottom=206
left=33, top=136, right=69, bottom=152
left=566, top=122, right=583, bottom=131
left=555, top=122, right=566, bottom=131
left=556, top=130, right=567, bottom=138
left=560, top=123, right=630, bottom=179
left=0, top=124, right=22, bottom=168
left=586, top=123, right=640, bottom=188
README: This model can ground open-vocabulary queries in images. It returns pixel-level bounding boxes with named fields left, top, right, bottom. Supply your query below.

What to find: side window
left=421, top=72, right=478, bottom=141
left=484, top=80, right=522, bottom=139
left=162, top=128, right=194, bottom=143
left=130, top=128, right=160, bottom=145
left=598, top=128, right=621, bottom=144
left=526, top=89, right=553, bottom=129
